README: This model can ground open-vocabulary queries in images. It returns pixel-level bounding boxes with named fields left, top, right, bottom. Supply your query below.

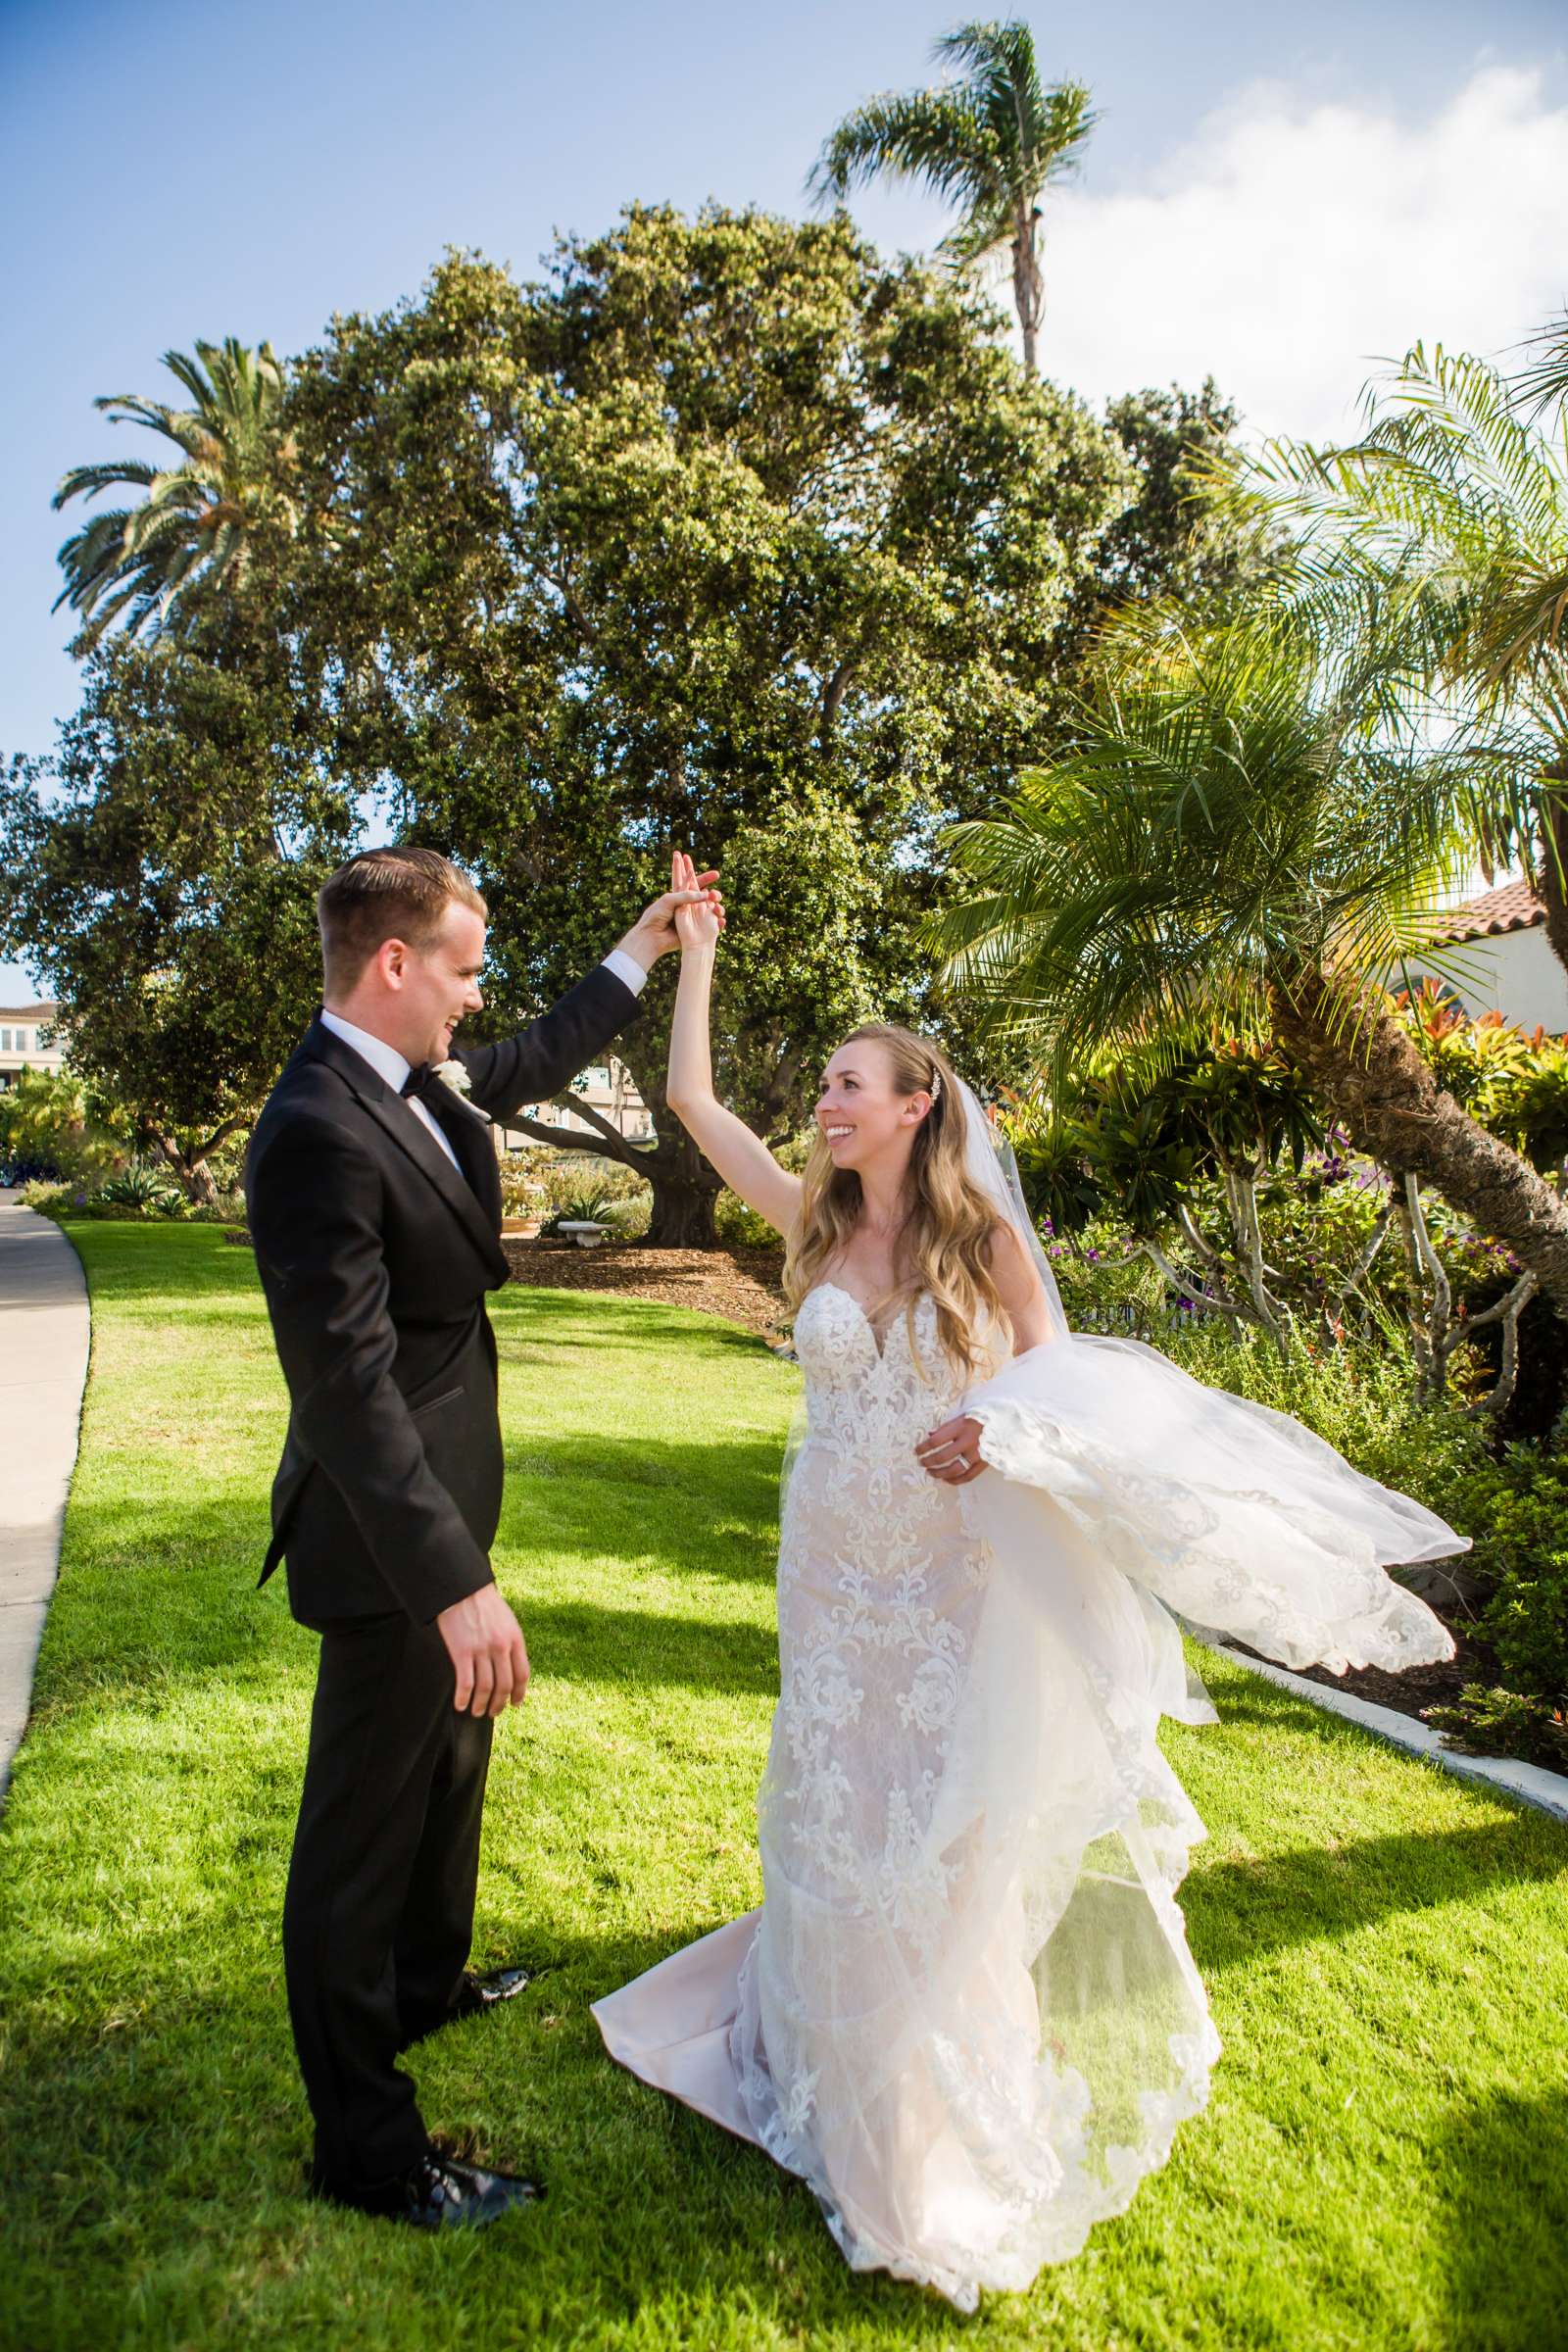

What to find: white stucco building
left=1400, top=880, right=1568, bottom=1037
left=0, top=1003, right=66, bottom=1091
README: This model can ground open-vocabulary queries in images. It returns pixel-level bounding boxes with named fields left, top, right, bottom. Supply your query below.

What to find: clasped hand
left=620, top=858, right=726, bottom=966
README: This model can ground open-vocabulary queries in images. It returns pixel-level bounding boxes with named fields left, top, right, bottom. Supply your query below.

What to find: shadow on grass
left=1436, top=2086, right=1568, bottom=2325
left=1186, top=1816, right=1568, bottom=1975
left=517, top=1596, right=778, bottom=1696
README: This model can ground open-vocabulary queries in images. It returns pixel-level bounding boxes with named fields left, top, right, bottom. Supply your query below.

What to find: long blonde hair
left=784, top=1024, right=1009, bottom=1376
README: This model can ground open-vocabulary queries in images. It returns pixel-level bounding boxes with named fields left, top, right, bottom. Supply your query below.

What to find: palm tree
left=930, top=603, right=1568, bottom=1318
left=53, top=337, right=293, bottom=647
left=1237, top=334, right=1568, bottom=967
left=809, top=21, right=1095, bottom=374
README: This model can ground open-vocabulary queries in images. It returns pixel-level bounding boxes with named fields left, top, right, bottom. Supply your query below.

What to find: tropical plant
left=932, top=602, right=1568, bottom=1320
left=1235, top=329, right=1568, bottom=965
left=0, top=1064, right=123, bottom=1187
left=809, top=20, right=1095, bottom=373
left=53, top=338, right=294, bottom=648
left=96, top=1161, right=186, bottom=1215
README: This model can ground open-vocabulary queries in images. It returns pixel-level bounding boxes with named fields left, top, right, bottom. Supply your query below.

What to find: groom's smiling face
left=402, top=902, right=487, bottom=1066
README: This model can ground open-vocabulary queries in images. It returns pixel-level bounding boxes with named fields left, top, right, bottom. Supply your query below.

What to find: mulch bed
left=1233, top=1595, right=1488, bottom=1727
left=501, top=1239, right=788, bottom=1339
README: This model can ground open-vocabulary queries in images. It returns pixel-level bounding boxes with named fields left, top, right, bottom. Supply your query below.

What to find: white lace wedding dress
left=592, top=1281, right=1465, bottom=2310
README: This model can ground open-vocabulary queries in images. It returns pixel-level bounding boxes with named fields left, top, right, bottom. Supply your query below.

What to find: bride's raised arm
left=663, top=852, right=804, bottom=1239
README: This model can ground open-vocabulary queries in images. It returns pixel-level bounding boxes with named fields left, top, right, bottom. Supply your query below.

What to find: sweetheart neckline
left=804, top=1280, right=930, bottom=1361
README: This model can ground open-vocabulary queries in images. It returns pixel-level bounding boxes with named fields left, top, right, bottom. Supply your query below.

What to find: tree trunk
left=1533, top=766, right=1568, bottom=979
left=645, top=1179, right=722, bottom=1249
left=179, top=1156, right=220, bottom=1208
left=644, top=1119, right=723, bottom=1249
left=148, top=1134, right=220, bottom=1206
left=1011, top=206, right=1044, bottom=375
left=1269, top=964, right=1568, bottom=1322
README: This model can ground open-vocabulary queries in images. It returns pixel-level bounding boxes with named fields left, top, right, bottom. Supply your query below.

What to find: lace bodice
left=792, top=1283, right=987, bottom=1454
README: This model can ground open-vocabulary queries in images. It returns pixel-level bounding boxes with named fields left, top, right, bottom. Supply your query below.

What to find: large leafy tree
left=933, top=605, right=1568, bottom=1319
left=52, top=338, right=295, bottom=649
left=0, top=641, right=350, bottom=1201
left=283, top=208, right=1127, bottom=1242
left=810, top=21, right=1095, bottom=374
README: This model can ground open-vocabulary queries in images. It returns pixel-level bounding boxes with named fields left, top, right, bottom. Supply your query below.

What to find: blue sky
left=3, top=0, right=1565, bottom=997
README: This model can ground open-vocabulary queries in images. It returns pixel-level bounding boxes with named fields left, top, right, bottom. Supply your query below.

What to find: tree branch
left=498, top=1100, right=660, bottom=1173
left=1140, top=1238, right=1247, bottom=1323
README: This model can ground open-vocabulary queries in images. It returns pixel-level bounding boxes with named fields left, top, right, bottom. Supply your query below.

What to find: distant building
left=494, top=1054, right=654, bottom=1152
left=1400, top=880, right=1568, bottom=1036
left=0, top=1003, right=66, bottom=1092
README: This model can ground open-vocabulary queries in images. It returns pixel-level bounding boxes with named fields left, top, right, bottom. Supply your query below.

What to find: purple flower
left=1048, top=1244, right=1063, bottom=1257
left=1086, top=1249, right=1101, bottom=1261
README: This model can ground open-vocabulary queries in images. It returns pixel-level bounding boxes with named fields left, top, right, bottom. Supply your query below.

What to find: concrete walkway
left=0, top=1193, right=89, bottom=1806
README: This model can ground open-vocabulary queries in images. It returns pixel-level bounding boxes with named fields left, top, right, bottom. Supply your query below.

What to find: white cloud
left=1035, top=65, right=1568, bottom=441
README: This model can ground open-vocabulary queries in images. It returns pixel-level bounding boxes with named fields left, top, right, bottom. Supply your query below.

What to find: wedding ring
left=954, top=1451, right=969, bottom=1473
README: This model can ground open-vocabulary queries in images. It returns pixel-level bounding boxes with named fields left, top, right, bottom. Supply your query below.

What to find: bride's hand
left=671, top=849, right=725, bottom=953
left=914, top=1414, right=988, bottom=1485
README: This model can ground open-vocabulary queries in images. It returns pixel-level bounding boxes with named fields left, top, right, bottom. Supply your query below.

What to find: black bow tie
left=401, top=1065, right=435, bottom=1099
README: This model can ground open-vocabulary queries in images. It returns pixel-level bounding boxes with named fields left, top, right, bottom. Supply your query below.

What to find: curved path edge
left=1206, top=1640, right=1568, bottom=1822
left=0, top=1194, right=90, bottom=1809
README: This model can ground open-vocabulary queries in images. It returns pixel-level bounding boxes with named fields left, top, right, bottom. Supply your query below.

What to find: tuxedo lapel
left=419, top=1083, right=503, bottom=1226
left=298, top=1019, right=508, bottom=1285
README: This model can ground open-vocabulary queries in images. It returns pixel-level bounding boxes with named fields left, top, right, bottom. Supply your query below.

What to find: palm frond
left=930, top=608, right=1480, bottom=1100
left=808, top=88, right=997, bottom=209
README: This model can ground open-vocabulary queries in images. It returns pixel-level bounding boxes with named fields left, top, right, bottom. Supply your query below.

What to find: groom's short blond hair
left=317, top=847, right=488, bottom=993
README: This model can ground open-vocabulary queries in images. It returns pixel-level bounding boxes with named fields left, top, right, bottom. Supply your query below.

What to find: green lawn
left=2, top=1223, right=1566, bottom=2352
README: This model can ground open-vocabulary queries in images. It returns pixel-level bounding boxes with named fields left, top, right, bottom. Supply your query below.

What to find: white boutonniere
left=433, top=1059, right=492, bottom=1123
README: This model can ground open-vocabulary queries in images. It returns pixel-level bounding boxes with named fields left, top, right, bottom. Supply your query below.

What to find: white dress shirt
left=318, top=952, right=649, bottom=1176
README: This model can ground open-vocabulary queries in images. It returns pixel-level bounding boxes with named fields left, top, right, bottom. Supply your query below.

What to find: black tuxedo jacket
left=244, top=965, right=638, bottom=1627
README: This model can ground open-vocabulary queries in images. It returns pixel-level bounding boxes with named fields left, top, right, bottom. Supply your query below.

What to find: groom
left=245, top=845, right=720, bottom=2230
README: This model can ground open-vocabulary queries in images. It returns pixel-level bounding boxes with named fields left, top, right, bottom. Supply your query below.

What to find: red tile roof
left=1431, top=880, right=1545, bottom=943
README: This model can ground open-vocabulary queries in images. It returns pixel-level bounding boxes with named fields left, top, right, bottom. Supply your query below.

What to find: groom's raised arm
left=459, top=958, right=644, bottom=1124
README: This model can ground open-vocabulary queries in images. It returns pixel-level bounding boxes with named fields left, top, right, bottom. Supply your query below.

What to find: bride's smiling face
left=816, top=1040, right=929, bottom=1172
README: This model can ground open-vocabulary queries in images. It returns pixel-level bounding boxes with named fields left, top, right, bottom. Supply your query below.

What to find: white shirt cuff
left=601, top=947, right=649, bottom=998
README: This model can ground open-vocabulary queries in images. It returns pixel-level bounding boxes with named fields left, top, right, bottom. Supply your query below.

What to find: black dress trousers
left=283, top=1609, right=493, bottom=2192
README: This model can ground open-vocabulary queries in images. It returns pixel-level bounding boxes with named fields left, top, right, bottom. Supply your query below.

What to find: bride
left=592, top=856, right=1468, bottom=2311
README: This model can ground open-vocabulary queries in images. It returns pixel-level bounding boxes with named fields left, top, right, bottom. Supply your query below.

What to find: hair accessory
left=929, top=1070, right=944, bottom=1103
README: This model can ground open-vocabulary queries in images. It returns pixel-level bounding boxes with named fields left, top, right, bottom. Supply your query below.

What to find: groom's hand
left=436, top=1582, right=531, bottom=1718
left=616, top=864, right=724, bottom=969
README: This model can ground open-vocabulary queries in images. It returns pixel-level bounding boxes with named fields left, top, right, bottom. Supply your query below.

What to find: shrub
left=1423, top=1686, right=1568, bottom=1770
left=715, top=1190, right=783, bottom=1250
left=0, top=1066, right=123, bottom=1187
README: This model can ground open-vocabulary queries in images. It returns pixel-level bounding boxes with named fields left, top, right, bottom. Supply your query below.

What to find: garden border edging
left=1209, top=1641, right=1568, bottom=1821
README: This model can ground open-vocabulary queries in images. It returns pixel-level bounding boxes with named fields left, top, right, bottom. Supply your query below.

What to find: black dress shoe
left=315, top=2151, right=540, bottom=2230
left=399, top=1964, right=534, bottom=2049
left=450, top=1963, right=533, bottom=2020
